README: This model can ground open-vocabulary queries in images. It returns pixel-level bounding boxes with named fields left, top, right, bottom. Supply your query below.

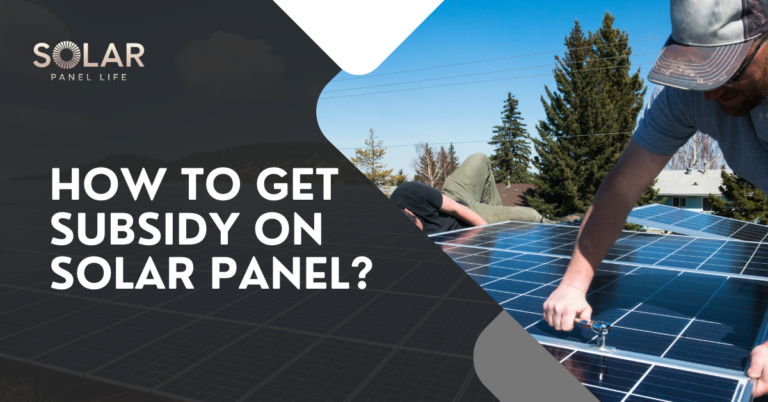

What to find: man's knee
left=465, top=153, right=490, bottom=166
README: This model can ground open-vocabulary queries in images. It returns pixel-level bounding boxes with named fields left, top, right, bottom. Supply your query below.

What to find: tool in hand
left=575, top=318, right=614, bottom=353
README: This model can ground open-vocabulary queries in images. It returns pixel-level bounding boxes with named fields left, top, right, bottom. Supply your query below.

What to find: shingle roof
left=496, top=183, right=536, bottom=207
left=654, top=169, right=731, bottom=196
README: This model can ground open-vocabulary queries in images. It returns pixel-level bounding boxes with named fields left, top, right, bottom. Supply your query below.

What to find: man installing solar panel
left=542, top=0, right=768, bottom=396
left=390, top=153, right=553, bottom=235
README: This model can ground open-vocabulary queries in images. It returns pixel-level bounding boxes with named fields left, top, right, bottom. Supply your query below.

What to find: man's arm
left=439, top=195, right=488, bottom=226
left=543, top=139, right=672, bottom=331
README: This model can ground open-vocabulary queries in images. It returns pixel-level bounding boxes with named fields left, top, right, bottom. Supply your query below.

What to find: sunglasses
left=722, top=35, right=768, bottom=87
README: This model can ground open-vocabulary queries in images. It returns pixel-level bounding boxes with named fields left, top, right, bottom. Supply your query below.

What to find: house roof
left=496, top=183, right=536, bottom=207
left=654, top=169, right=731, bottom=196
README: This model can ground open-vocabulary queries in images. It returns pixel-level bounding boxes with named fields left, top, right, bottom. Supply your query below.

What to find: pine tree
left=527, top=14, right=656, bottom=218
left=489, top=93, right=532, bottom=183
left=416, top=143, right=441, bottom=188
left=709, top=171, right=768, bottom=224
left=447, top=143, right=460, bottom=174
left=351, top=128, right=393, bottom=191
left=392, top=169, right=408, bottom=186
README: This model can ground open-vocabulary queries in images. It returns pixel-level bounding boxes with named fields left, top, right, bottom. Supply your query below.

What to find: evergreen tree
left=351, top=128, right=393, bottom=191
left=527, top=14, right=657, bottom=218
left=392, top=169, right=408, bottom=186
left=447, top=143, right=460, bottom=173
left=436, top=146, right=450, bottom=188
left=709, top=171, right=768, bottom=224
left=489, top=93, right=532, bottom=183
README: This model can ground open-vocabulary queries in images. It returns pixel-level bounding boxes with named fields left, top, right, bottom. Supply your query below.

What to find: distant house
left=653, top=169, right=730, bottom=212
left=495, top=183, right=536, bottom=207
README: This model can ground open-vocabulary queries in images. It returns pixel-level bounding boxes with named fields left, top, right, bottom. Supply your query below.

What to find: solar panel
left=432, top=221, right=768, bottom=279
left=432, top=222, right=768, bottom=402
left=0, top=181, right=506, bottom=402
left=628, top=204, right=768, bottom=243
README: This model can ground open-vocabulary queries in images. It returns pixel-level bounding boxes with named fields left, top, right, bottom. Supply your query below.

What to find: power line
left=335, top=132, right=635, bottom=150
left=332, top=36, right=667, bottom=82
left=324, top=52, right=659, bottom=93
left=320, top=62, right=654, bottom=100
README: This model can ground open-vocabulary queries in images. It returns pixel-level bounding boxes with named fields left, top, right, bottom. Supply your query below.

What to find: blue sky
left=317, top=0, right=672, bottom=177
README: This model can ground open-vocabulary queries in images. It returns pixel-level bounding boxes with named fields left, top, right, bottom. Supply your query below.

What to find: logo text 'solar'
left=34, top=41, right=144, bottom=81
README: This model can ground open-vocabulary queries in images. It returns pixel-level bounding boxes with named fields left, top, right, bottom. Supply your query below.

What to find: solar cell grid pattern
left=430, top=221, right=768, bottom=279
left=433, top=222, right=768, bottom=402
left=628, top=204, right=768, bottom=243
left=0, top=181, right=503, bottom=402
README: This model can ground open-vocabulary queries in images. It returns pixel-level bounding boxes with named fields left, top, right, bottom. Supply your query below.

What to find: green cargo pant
left=441, top=153, right=549, bottom=224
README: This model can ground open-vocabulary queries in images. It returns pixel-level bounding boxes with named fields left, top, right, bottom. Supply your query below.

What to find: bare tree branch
left=665, top=131, right=725, bottom=171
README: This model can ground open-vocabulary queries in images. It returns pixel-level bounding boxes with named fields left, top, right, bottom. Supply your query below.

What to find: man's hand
left=749, top=343, right=768, bottom=397
left=543, top=284, right=592, bottom=331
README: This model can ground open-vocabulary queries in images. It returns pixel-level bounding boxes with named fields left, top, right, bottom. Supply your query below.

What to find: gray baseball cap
left=649, top=0, right=768, bottom=91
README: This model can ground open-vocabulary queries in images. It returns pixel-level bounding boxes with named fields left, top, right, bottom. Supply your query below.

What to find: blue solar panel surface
left=628, top=204, right=768, bottom=243
left=432, top=222, right=768, bottom=402
left=431, top=221, right=768, bottom=279
left=543, top=345, right=745, bottom=402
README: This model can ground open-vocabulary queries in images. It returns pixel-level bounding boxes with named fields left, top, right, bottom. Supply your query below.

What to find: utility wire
left=334, top=132, right=635, bottom=150
left=332, top=36, right=667, bottom=82
left=320, top=62, right=654, bottom=100
left=325, top=52, right=659, bottom=93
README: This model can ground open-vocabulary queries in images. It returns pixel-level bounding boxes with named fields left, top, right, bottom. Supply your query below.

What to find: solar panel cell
left=389, top=262, right=465, bottom=296
left=34, top=310, right=196, bottom=373
left=632, top=366, right=738, bottom=402
left=483, top=278, right=542, bottom=294
left=0, top=303, right=142, bottom=359
left=0, top=297, right=96, bottom=339
left=156, top=329, right=320, bottom=402
left=91, top=319, right=253, bottom=389
left=448, top=275, right=500, bottom=302
left=563, top=351, right=650, bottom=391
left=268, top=290, right=378, bottom=333
left=504, top=308, right=542, bottom=327
left=212, top=289, right=318, bottom=324
left=243, top=339, right=392, bottom=402
left=665, top=338, right=749, bottom=371
left=354, top=350, right=474, bottom=402
left=333, top=293, right=439, bottom=345
left=613, top=312, right=689, bottom=336
left=0, top=289, right=54, bottom=314
left=404, top=299, right=502, bottom=357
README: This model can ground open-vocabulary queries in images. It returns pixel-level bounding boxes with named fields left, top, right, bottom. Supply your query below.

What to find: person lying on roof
left=390, top=153, right=552, bottom=235
left=541, top=0, right=768, bottom=396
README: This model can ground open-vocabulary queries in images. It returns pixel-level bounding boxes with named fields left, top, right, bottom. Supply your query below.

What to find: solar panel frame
left=540, top=344, right=748, bottom=402
left=628, top=204, right=768, bottom=243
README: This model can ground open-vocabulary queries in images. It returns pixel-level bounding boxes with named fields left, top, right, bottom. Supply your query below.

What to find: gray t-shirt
left=633, top=85, right=768, bottom=193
